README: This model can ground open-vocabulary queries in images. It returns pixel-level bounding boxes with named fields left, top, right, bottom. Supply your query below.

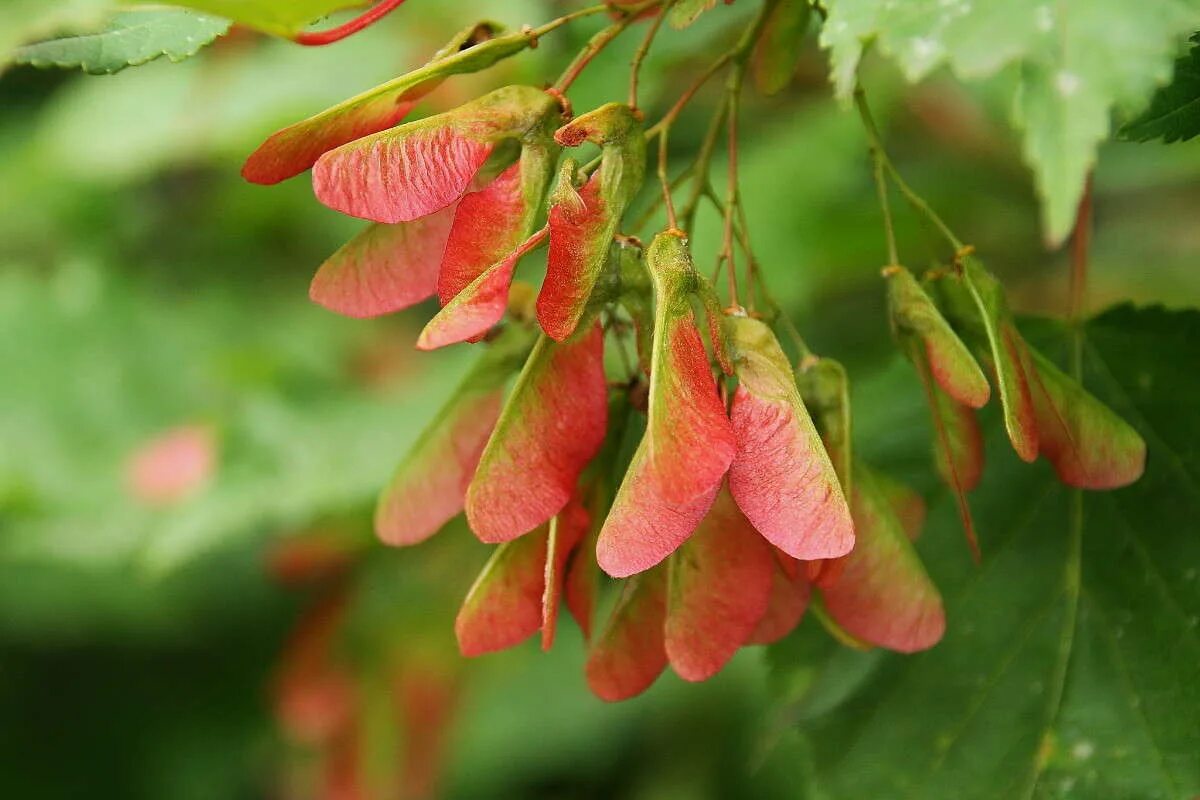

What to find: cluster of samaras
left=245, top=20, right=1145, bottom=701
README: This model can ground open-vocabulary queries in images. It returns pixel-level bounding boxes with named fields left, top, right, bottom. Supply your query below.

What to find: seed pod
left=465, top=325, right=608, bottom=543
left=596, top=232, right=735, bottom=578
left=664, top=487, right=775, bottom=681
left=727, top=315, right=855, bottom=560
left=538, top=103, right=646, bottom=341
left=585, top=568, right=669, bottom=702
left=314, top=85, right=559, bottom=224
left=244, top=21, right=522, bottom=184
left=374, top=325, right=535, bottom=546
left=818, top=468, right=945, bottom=653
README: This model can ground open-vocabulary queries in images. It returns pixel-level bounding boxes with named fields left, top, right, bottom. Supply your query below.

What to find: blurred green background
left=1, top=2, right=1198, bottom=798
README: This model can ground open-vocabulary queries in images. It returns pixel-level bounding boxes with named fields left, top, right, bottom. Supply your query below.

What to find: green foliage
left=819, top=0, right=1200, bottom=244
left=771, top=305, right=1200, bottom=798
left=14, top=10, right=229, bottom=75
left=154, top=0, right=363, bottom=37
left=1122, top=35, right=1200, bottom=143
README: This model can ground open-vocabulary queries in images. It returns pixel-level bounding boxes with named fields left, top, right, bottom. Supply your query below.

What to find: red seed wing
left=315, top=124, right=495, bottom=224
left=455, top=528, right=548, bottom=656
left=416, top=226, right=547, bottom=350
left=585, top=568, right=668, bottom=701
left=727, top=316, right=854, bottom=560
left=1027, top=348, right=1146, bottom=489
left=648, top=313, right=737, bottom=505
left=374, top=327, right=534, bottom=545
left=663, top=488, right=775, bottom=681
left=819, top=471, right=945, bottom=653
left=466, top=325, right=608, bottom=542
left=439, top=163, right=527, bottom=304
left=313, top=85, right=557, bottom=224
left=538, top=174, right=613, bottom=341
left=243, top=22, right=512, bottom=185
left=309, top=205, right=456, bottom=318
left=596, top=435, right=721, bottom=578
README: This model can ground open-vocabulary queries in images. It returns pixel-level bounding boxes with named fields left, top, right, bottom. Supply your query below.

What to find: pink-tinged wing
left=747, top=551, right=810, bottom=645
left=996, top=324, right=1040, bottom=462
left=931, top=389, right=985, bottom=493
left=1028, top=349, right=1146, bottom=489
left=564, top=529, right=599, bottom=640
left=455, top=527, right=548, bottom=657
left=663, top=488, right=775, bottom=681
left=439, top=163, right=528, bottom=304
left=245, top=93, right=420, bottom=186
left=466, top=325, right=607, bottom=542
left=125, top=424, right=216, bottom=506
left=275, top=589, right=354, bottom=745
left=374, top=389, right=502, bottom=546
left=309, top=205, right=456, bottom=318
left=909, top=338, right=983, bottom=559
left=242, top=22, right=505, bottom=185
left=541, top=498, right=591, bottom=650
left=314, top=125, right=495, bottom=224
left=886, top=266, right=990, bottom=409
left=872, top=472, right=926, bottom=541
left=924, top=332, right=990, bottom=409
left=596, top=435, right=721, bottom=578
left=727, top=316, right=854, bottom=560
left=538, top=174, right=612, bottom=342
left=648, top=314, right=737, bottom=505
left=819, top=473, right=945, bottom=653
left=585, top=569, right=669, bottom=702
left=416, top=226, right=547, bottom=351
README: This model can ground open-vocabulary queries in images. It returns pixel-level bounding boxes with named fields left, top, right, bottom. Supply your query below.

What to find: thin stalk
left=630, top=1, right=674, bottom=109
left=853, top=86, right=963, bottom=252
left=679, top=98, right=729, bottom=231
left=293, top=0, right=408, bottom=46
left=530, top=3, right=614, bottom=37
left=554, top=1, right=662, bottom=92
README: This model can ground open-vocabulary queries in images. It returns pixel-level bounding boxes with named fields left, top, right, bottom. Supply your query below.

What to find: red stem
left=293, top=0, right=409, bottom=46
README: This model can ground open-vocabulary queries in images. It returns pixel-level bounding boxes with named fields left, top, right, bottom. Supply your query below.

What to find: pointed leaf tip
left=727, top=316, right=855, bottom=560
left=664, top=488, right=775, bottom=681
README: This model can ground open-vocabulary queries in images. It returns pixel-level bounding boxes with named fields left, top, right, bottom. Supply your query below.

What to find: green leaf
left=1120, top=36, right=1200, bottom=143
left=154, top=0, right=363, bottom=37
left=819, top=0, right=1199, bottom=244
left=773, top=305, right=1200, bottom=798
left=14, top=10, right=229, bottom=75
